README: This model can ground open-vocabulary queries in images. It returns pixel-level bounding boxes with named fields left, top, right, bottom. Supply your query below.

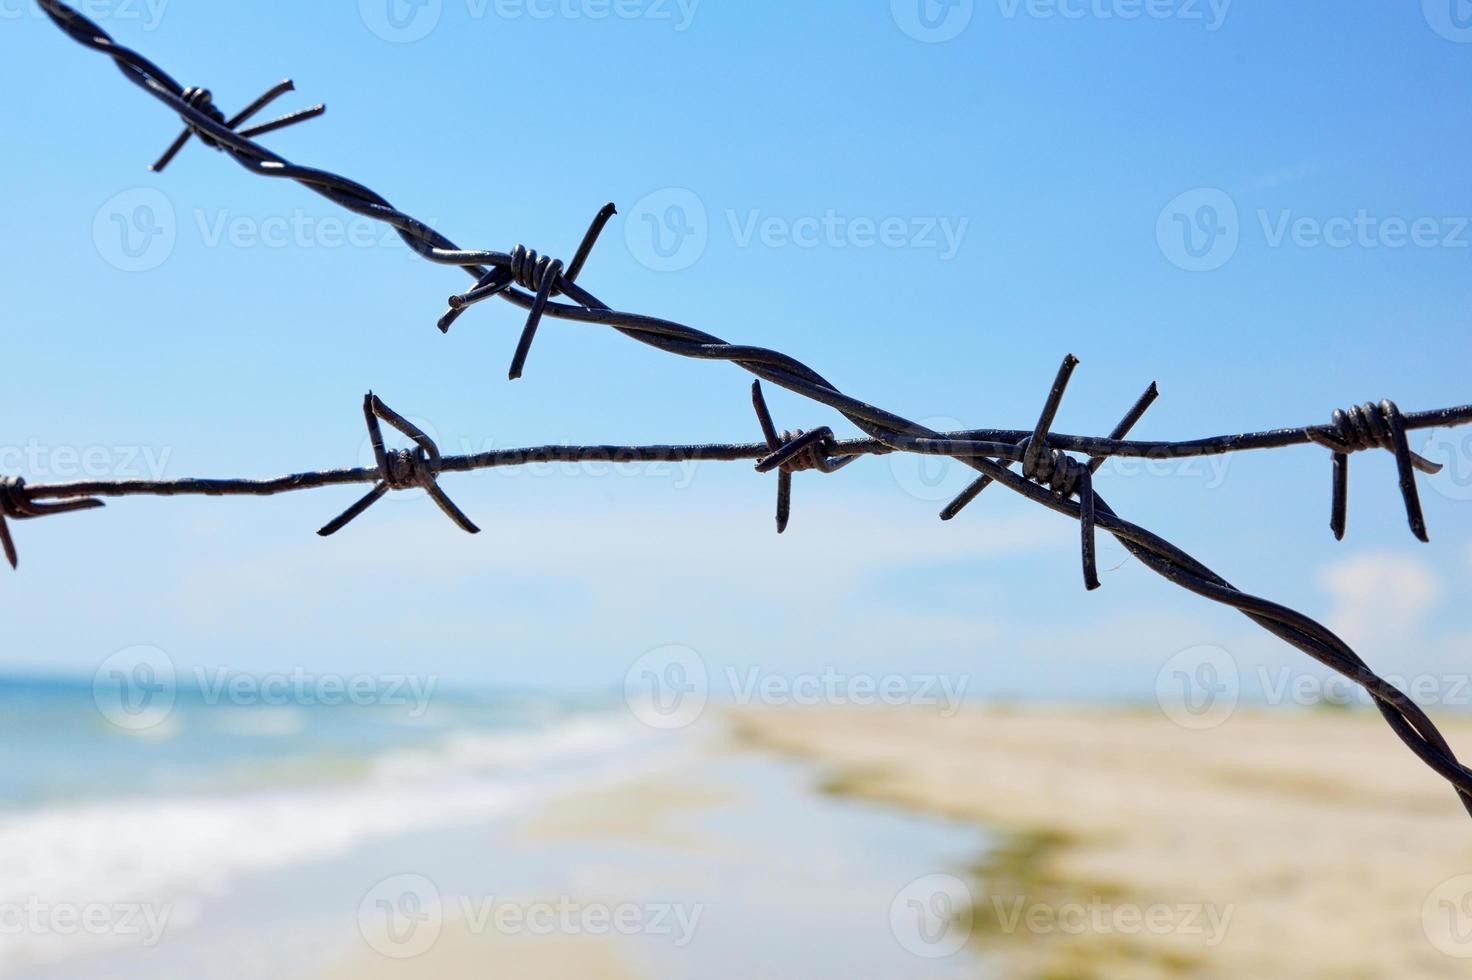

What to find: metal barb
left=943, top=377, right=1159, bottom=525
left=941, top=355, right=1108, bottom=588
left=1306, top=400, right=1440, bottom=543
left=317, top=394, right=480, bottom=537
left=439, top=205, right=618, bottom=374
left=750, top=381, right=853, bottom=534
left=151, top=79, right=323, bottom=173
left=0, top=476, right=104, bottom=570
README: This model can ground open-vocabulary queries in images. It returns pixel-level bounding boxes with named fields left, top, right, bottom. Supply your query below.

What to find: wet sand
left=733, top=704, right=1472, bottom=979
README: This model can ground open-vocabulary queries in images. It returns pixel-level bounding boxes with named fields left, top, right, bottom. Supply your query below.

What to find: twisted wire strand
left=31, top=1, right=1472, bottom=819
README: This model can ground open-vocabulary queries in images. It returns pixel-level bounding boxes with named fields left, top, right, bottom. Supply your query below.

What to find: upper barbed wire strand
left=29, top=1, right=1472, bottom=820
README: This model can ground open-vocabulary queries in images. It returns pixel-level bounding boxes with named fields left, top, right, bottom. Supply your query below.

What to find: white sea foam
left=0, top=712, right=677, bottom=972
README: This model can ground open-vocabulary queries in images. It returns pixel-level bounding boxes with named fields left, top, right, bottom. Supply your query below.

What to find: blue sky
left=0, top=0, right=1469, bottom=701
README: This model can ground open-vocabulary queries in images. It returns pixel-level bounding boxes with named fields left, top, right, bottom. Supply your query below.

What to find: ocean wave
left=0, top=710, right=678, bottom=973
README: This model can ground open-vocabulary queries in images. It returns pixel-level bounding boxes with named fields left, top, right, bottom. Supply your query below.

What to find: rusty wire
left=28, top=0, right=1472, bottom=820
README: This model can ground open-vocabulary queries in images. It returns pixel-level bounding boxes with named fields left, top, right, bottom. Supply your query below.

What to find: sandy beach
left=302, top=704, right=1472, bottom=979
left=320, top=919, right=644, bottom=980
left=305, top=739, right=986, bottom=980
left=734, top=704, right=1472, bottom=979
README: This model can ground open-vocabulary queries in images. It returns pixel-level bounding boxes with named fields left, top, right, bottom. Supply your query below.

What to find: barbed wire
left=30, top=0, right=1472, bottom=820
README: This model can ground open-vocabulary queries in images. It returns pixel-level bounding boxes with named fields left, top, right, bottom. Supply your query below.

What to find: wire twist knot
left=1306, top=399, right=1440, bottom=542
left=0, top=477, right=31, bottom=519
left=1315, top=402, right=1398, bottom=454
left=317, top=393, right=480, bottom=537
left=0, top=476, right=105, bottom=570
left=151, top=79, right=324, bottom=173
left=941, top=357, right=1160, bottom=593
left=508, top=245, right=562, bottom=295
left=381, top=446, right=435, bottom=491
left=1019, top=437, right=1088, bottom=498
left=437, top=204, right=619, bottom=381
left=749, top=382, right=854, bottom=533
left=770, top=429, right=826, bottom=473
left=179, top=87, right=227, bottom=148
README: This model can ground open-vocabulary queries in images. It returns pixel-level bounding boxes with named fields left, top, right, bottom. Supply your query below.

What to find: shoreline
left=732, top=703, right=1472, bottom=979
left=305, top=725, right=987, bottom=980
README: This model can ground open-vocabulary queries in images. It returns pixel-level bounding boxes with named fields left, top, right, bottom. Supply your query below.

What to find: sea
left=0, top=674, right=681, bottom=977
left=0, top=674, right=990, bottom=980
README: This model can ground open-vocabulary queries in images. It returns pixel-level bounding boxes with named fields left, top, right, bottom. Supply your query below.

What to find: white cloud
left=1318, top=551, right=1444, bottom=653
